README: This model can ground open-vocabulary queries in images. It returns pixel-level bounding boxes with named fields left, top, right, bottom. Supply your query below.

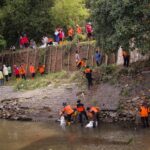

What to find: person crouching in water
left=76, top=100, right=88, bottom=126
left=139, top=102, right=149, bottom=128
left=87, top=106, right=100, bottom=128
left=84, top=66, right=93, bottom=89
left=61, top=102, right=74, bottom=126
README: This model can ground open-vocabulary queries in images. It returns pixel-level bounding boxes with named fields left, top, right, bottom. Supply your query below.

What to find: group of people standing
left=16, top=22, right=93, bottom=50
left=19, top=34, right=36, bottom=50
left=13, top=63, right=45, bottom=80
left=41, top=22, right=93, bottom=47
left=60, top=100, right=100, bottom=128
left=0, top=63, right=45, bottom=86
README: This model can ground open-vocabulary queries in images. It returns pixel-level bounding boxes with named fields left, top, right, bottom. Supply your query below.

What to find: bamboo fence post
left=34, top=49, right=37, bottom=68
left=2, top=54, right=4, bottom=65
left=68, top=51, right=70, bottom=71
left=86, top=40, right=90, bottom=65
left=105, top=54, right=108, bottom=65
left=12, top=52, right=14, bottom=66
left=61, top=47, right=63, bottom=71
left=54, top=47, right=58, bottom=72
left=50, top=47, right=52, bottom=72
left=26, top=50, right=30, bottom=75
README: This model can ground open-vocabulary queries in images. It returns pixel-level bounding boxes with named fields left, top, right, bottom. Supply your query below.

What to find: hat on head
left=86, top=107, right=90, bottom=111
left=77, top=99, right=81, bottom=103
left=62, top=102, right=67, bottom=106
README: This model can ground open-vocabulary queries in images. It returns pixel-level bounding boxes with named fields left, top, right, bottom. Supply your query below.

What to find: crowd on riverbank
left=13, top=22, right=93, bottom=50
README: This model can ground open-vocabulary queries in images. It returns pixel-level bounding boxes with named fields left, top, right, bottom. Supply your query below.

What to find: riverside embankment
left=0, top=64, right=149, bottom=123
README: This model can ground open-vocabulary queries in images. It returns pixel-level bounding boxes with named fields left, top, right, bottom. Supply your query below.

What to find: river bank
left=0, top=67, right=150, bottom=123
left=0, top=63, right=150, bottom=125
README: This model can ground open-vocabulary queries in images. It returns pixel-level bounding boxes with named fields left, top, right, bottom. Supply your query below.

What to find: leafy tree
left=0, top=0, right=6, bottom=7
left=0, top=0, right=54, bottom=47
left=92, top=0, right=150, bottom=54
left=0, top=35, right=6, bottom=51
left=51, top=0, right=89, bottom=29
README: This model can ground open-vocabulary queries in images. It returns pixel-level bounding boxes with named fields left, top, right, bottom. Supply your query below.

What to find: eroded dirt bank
left=0, top=70, right=150, bottom=123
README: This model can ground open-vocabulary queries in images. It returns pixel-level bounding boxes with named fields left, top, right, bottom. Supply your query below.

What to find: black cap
left=62, top=102, right=67, bottom=106
left=86, top=107, right=90, bottom=111
left=77, top=99, right=81, bottom=103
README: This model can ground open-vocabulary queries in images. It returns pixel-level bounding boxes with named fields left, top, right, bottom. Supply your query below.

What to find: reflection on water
left=0, top=120, right=150, bottom=150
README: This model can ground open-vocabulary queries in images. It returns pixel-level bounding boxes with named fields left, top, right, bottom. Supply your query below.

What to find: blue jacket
left=95, top=53, right=101, bottom=61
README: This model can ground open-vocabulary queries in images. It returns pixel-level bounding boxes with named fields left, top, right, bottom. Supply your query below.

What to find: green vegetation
left=92, top=0, right=150, bottom=54
left=1, top=0, right=149, bottom=55
left=5, top=59, right=149, bottom=91
left=12, top=71, right=69, bottom=91
left=0, top=35, right=6, bottom=51
left=51, top=0, right=89, bottom=29
left=0, top=0, right=90, bottom=49
left=0, top=0, right=54, bottom=46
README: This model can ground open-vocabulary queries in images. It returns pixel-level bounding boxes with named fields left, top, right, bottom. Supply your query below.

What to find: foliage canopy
left=0, top=0, right=54, bottom=46
left=51, top=0, right=89, bottom=29
left=92, top=0, right=150, bottom=53
left=0, top=35, right=6, bottom=51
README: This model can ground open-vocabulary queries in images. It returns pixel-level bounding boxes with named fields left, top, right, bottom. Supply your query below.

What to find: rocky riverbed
left=0, top=71, right=150, bottom=123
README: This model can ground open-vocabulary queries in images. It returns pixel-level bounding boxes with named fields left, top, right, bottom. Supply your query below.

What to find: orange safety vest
left=39, top=65, right=45, bottom=74
left=77, top=26, right=82, bottom=34
left=29, top=65, right=35, bottom=73
left=85, top=68, right=92, bottom=73
left=122, top=50, right=129, bottom=57
left=77, top=60, right=86, bottom=67
left=140, top=106, right=149, bottom=117
left=81, top=61, right=86, bottom=67
left=68, top=28, right=74, bottom=37
left=90, top=107, right=100, bottom=113
left=76, top=105, right=85, bottom=112
left=19, top=67, right=26, bottom=75
left=48, top=38, right=53, bottom=43
left=63, top=105, right=74, bottom=115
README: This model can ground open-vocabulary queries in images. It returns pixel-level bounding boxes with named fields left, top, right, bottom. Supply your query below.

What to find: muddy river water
left=0, top=120, right=150, bottom=150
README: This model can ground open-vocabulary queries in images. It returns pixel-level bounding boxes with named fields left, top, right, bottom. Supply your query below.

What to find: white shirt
left=3, top=66, right=8, bottom=76
left=75, top=53, right=80, bottom=62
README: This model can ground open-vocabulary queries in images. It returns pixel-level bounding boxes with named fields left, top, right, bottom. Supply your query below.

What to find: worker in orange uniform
left=87, top=106, right=100, bottom=127
left=77, top=58, right=86, bottom=69
left=122, top=48, right=130, bottom=67
left=139, top=103, right=149, bottom=128
left=84, top=66, right=93, bottom=89
left=19, top=64, right=26, bottom=80
left=76, top=24, right=82, bottom=34
left=61, top=102, right=74, bottom=126
left=68, top=27, right=74, bottom=41
left=38, top=63, right=45, bottom=75
left=29, top=63, right=36, bottom=79
left=76, top=99, right=88, bottom=126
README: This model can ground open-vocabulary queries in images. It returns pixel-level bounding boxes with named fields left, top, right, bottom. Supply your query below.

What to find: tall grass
left=13, top=71, right=69, bottom=91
